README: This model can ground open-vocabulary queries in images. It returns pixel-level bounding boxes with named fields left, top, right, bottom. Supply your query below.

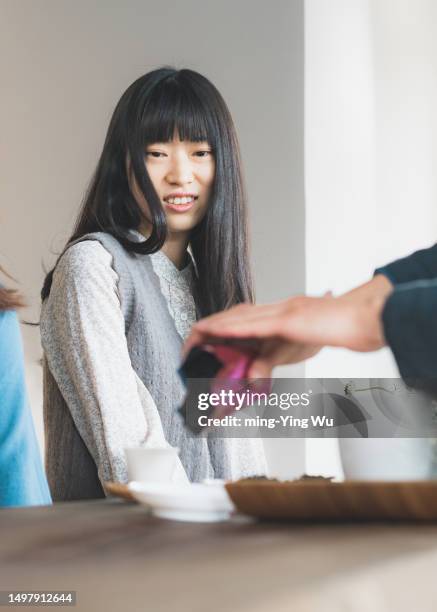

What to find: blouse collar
left=128, top=229, right=194, bottom=286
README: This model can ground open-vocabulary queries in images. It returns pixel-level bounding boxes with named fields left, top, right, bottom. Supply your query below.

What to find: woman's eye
left=146, top=151, right=166, bottom=158
left=194, top=150, right=213, bottom=158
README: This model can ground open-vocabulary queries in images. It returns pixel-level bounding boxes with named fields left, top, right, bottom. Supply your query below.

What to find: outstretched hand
left=183, top=275, right=393, bottom=378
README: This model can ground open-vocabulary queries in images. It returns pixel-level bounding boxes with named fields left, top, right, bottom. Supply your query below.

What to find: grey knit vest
left=44, top=232, right=230, bottom=500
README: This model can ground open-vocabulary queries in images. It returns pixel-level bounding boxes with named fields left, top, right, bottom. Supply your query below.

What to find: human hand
left=184, top=276, right=393, bottom=378
left=184, top=297, right=328, bottom=378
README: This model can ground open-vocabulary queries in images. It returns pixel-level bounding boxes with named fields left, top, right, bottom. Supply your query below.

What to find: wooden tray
left=225, top=480, right=437, bottom=521
left=104, top=481, right=136, bottom=502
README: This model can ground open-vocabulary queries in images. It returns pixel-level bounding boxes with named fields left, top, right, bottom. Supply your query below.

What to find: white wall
left=0, top=0, right=306, bottom=478
left=304, top=0, right=437, bottom=476
left=5, top=0, right=434, bottom=482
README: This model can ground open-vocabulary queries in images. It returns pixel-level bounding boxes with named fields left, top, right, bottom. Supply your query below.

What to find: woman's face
left=133, top=135, right=215, bottom=236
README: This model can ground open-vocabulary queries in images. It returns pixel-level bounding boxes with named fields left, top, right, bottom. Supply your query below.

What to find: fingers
left=183, top=302, right=283, bottom=358
left=183, top=296, right=306, bottom=360
left=202, top=314, right=285, bottom=340
left=182, top=328, right=208, bottom=358
left=195, top=304, right=285, bottom=337
left=182, top=317, right=242, bottom=359
left=247, top=357, right=274, bottom=379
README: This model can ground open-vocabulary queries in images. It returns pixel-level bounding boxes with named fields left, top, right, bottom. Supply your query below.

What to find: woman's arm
left=41, top=241, right=174, bottom=485
left=184, top=275, right=394, bottom=378
left=184, top=271, right=437, bottom=387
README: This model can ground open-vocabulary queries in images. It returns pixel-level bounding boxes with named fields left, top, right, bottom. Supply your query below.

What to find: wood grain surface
left=2, top=499, right=437, bottom=611
left=226, top=480, right=437, bottom=521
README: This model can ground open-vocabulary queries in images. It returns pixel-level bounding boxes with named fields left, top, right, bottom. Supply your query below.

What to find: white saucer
left=128, top=480, right=235, bottom=523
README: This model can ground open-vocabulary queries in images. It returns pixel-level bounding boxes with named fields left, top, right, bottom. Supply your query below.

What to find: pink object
left=206, top=343, right=272, bottom=417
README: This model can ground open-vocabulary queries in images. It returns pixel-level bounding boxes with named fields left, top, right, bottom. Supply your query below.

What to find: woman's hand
left=183, top=275, right=394, bottom=378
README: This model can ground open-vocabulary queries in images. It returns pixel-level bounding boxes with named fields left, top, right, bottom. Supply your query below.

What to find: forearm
left=342, top=273, right=393, bottom=303
left=331, top=273, right=393, bottom=351
left=284, top=276, right=393, bottom=352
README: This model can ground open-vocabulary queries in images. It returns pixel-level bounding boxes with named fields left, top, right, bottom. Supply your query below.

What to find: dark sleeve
left=382, top=280, right=437, bottom=386
left=375, top=243, right=437, bottom=285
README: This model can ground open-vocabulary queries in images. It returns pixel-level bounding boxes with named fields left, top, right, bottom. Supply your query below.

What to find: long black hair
left=41, top=67, right=254, bottom=315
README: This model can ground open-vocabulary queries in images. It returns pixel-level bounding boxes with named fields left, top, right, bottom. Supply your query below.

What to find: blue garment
left=375, top=243, right=437, bottom=384
left=0, top=310, right=51, bottom=507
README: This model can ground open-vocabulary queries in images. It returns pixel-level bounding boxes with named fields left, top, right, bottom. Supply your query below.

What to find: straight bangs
left=136, top=75, right=220, bottom=150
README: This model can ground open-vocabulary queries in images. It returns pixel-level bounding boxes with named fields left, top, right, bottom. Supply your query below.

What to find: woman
left=0, top=270, right=51, bottom=506
left=41, top=67, right=267, bottom=501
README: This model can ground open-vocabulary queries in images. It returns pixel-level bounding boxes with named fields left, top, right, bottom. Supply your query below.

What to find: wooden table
left=2, top=499, right=437, bottom=611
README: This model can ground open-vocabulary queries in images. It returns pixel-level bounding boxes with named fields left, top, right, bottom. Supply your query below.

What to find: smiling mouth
left=164, top=196, right=198, bottom=205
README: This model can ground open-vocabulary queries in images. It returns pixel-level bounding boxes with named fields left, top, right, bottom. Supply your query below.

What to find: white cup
left=125, top=446, right=180, bottom=483
left=339, top=438, right=437, bottom=481
left=339, top=380, right=437, bottom=480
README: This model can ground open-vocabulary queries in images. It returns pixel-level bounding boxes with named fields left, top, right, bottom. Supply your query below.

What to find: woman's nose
left=166, top=156, right=193, bottom=185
